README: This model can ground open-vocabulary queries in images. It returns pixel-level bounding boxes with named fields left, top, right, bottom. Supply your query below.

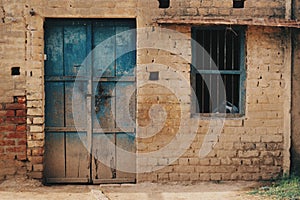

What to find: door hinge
left=44, top=54, right=47, bottom=61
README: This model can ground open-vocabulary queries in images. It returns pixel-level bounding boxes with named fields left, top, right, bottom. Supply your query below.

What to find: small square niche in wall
left=233, top=0, right=244, bottom=8
left=158, top=0, right=170, bottom=8
left=149, top=72, right=159, bottom=81
left=11, top=67, right=20, bottom=76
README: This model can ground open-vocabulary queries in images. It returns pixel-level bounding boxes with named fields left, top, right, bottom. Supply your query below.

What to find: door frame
left=43, top=18, right=137, bottom=184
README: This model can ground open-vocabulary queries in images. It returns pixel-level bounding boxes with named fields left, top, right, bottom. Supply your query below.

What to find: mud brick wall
left=0, top=0, right=294, bottom=182
left=137, top=26, right=291, bottom=182
left=160, top=0, right=286, bottom=18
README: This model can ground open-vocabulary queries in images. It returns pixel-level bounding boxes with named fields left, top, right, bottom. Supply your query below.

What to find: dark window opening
left=191, top=27, right=245, bottom=114
left=11, top=67, right=20, bottom=76
left=158, top=0, right=170, bottom=8
left=233, top=0, right=244, bottom=8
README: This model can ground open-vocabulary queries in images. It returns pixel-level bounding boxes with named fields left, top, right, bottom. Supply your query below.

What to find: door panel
left=44, top=19, right=136, bottom=184
left=116, top=25, right=136, bottom=76
left=44, top=26, right=63, bottom=76
left=93, top=82, right=116, bottom=130
left=116, top=82, right=136, bottom=128
left=93, top=23, right=116, bottom=78
left=116, top=133, right=136, bottom=179
left=45, top=82, right=64, bottom=127
left=92, top=133, right=116, bottom=180
left=64, top=25, right=88, bottom=76
left=44, top=132, right=65, bottom=178
left=65, top=132, right=89, bottom=179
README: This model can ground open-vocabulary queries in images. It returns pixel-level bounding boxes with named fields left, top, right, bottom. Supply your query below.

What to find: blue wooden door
left=44, top=19, right=136, bottom=184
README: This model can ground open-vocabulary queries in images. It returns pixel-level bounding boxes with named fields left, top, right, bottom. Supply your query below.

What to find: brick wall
left=0, top=0, right=294, bottom=182
left=161, top=0, right=285, bottom=18
left=0, top=96, right=27, bottom=179
left=137, top=26, right=290, bottom=182
left=0, top=1, right=28, bottom=179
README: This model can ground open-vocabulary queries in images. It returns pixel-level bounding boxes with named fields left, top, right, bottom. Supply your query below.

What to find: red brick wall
left=0, top=96, right=27, bottom=179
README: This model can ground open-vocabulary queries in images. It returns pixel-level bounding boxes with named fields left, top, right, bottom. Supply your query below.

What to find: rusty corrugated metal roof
left=156, top=17, right=300, bottom=28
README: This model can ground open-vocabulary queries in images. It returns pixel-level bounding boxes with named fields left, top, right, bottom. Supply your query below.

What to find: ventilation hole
left=30, top=71, right=33, bottom=76
left=158, top=0, right=170, bottom=8
left=11, top=67, right=20, bottom=76
left=149, top=72, right=159, bottom=81
left=233, top=0, right=244, bottom=8
left=13, top=96, right=18, bottom=103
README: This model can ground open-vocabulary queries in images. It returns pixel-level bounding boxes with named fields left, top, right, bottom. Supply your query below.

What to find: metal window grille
left=191, top=26, right=246, bottom=114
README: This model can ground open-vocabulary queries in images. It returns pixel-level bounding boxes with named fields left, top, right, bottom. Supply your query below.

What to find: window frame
left=191, top=26, right=246, bottom=117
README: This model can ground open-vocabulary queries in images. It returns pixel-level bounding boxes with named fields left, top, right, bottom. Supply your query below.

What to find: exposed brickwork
left=0, top=96, right=27, bottom=179
left=0, top=0, right=296, bottom=182
left=137, top=26, right=290, bottom=182
left=161, top=0, right=285, bottom=18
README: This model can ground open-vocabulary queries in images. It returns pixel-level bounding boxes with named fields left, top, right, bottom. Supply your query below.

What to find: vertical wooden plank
left=65, top=82, right=87, bottom=127
left=93, top=22, right=116, bottom=77
left=44, top=132, right=65, bottom=178
left=64, top=25, right=88, bottom=76
left=93, top=82, right=115, bottom=129
left=116, top=133, right=136, bottom=179
left=65, top=132, right=90, bottom=179
left=92, top=133, right=116, bottom=180
left=86, top=22, right=93, bottom=183
left=116, top=23, right=136, bottom=77
left=45, top=82, right=65, bottom=127
left=44, top=25, right=64, bottom=76
left=115, top=82, right=135, bottom=129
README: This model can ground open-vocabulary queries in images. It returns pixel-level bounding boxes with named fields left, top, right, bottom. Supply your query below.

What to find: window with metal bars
left=191, top=26, right=246, bottom=115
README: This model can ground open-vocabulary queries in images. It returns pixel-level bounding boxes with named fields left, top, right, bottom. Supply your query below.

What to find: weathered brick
left=0, top=111, right=6, bottom=117
left=33, top=164, right=43, bottom=172
left=16, top=125, right=26, bottom=132
left=28, top=171, right=43, bottom=179
left=27, top=140, right=44, bottom=148
left=6, top=117, right=26, bottom=124
left=0, top=140, right=15, bottom=146
left=6, top=146, right=26, bottom=153
left=17, top=154, right=27, bottom=161
left=16, top=110, right=26, bottom=117
left=32, top=133, right=44, bottom=140
left=6, top=132, right=26, bottom=139
left=30, top=125, right=43, bottom=133
left=28, top=156, right=43, bottom=164
left=0, top=125, right=16, bottom=131
left=6, top=103, right=26, bottom=110
left=238, top=150, right=260, bottom=158
left=210, top=173, right=222, bottom=181
left=31, top=148, right=44, bottom=156
left=261, top=135, right=283, bottom=142
left=32, top=117, right=44, bottom=124
left=5, top=110, right=15, bottom=117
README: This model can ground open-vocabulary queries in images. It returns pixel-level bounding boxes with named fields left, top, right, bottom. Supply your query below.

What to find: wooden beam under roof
left=156, top=17, right=300, bottom=28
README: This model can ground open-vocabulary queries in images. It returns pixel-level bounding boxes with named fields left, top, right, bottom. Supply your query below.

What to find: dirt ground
left=0, top=177, right=273, bottom=200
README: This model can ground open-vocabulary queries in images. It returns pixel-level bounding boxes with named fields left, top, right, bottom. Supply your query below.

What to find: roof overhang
left=156, top=17, right=300, bottom=29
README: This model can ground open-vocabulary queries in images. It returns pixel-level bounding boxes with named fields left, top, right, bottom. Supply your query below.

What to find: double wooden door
left=44, top=19, right=136, bottom=184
